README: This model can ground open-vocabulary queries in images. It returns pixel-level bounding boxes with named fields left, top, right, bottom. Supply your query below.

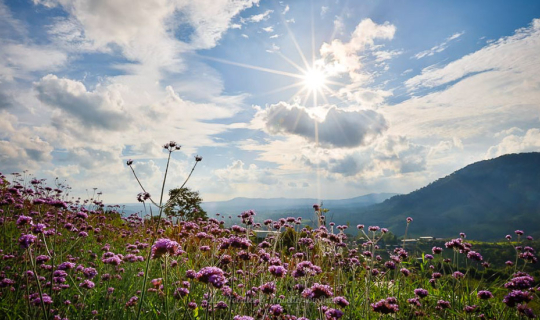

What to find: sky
left=1, top=0, right=540, bottom=203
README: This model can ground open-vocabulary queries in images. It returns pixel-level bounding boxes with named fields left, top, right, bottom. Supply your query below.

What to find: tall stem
left=136, top=150, right=172, bottom=320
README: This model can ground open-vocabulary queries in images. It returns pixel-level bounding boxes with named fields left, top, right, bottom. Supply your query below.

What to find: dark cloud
left=263, top=102, right=387, bottom=148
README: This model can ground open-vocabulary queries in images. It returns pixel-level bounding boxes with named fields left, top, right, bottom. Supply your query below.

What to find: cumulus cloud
left=413, top=31, right=464, bottom=59
left=254, top=102, right=388, bottom=148
left=319, top=18, right=397, bottom=106
left=214, top=160, right=278, bottom=185
left=34, top=74, right=131, bottom=131
left=486, top=129, right=540, bottom=158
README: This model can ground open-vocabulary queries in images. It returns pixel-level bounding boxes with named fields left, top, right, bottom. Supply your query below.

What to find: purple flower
left=29, top=293, right=53, bottom=306
left=268, top=265, right=287, bottom=278
left=467, top=251, right=483, bottom=261
left=79, top=280, right=95, bottom=289
left=259, top=282, right=276, bottom=295
left=125, top=296, right=138, bottom=307
left=151, top=238, right=180, bottom=259
left=505, top=274, right=535, bottom=290
left=437, top=300, right=451, bottom=309
left=16, top=215, right=33, bottom=226
left=477, top=290, right=493, bottom=300
left=302, top=283, right=333, bottom=300
left=371, top=297, right=399, bottom=314
left=32, top=223, right=47, bottom=234
left=503, top=290, right=533, bottom=307
left=233, top=316, right=254, bottom=320
left=333, top=296, right=349, bottom=307
left=518, top=304, right=536, bottom=318
left=57, top=262, right=76, bottom=270
left=174, top=287, right=189, bottom=299
left=325, top=308, right=344, bottom=319
left=414, top=288, right=429, bottom=298
left=83, top=267, right=98, bottom=279
left=406, top=217, right=413, bottom=223
left=515, top=230, right=524, bottom=236
left=357, top=224, right=364, bottom=229
left=400, top=268, right=411, bottom=276
left=19, top=234, right=37, bottom=249
left=368, top=226, right=380, bottom=232
left=453, top=271, right=465, bottom=279
left=425, top=254, right=434, bottom=260
left=407, top=298, right=421, bottom=307
left=269, top=304, right=283, bottom=316
left=464, top=305, right=478, bottom=313
left=195, top=267, right=227, bottom=288
left=506, top=235, right=512, bottom=240
left=432, top=246, right=443, bottom=254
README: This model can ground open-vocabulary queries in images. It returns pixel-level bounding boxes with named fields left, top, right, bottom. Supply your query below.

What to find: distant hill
left=118, top=193, right=398, bottom=225
left=343, top=153, right=540, bottom=241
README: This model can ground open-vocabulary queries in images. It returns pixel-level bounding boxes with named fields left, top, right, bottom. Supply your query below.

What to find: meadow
left=0, top=142, right=538, bottom=319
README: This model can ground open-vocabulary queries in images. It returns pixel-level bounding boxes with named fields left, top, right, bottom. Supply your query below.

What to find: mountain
left=341, top=153, right=540, bottom=241
left=117, top=193, right=398, bottom=223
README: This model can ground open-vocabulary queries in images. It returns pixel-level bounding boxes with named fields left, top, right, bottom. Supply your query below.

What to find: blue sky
left=1, top=0, right=539, bottom=203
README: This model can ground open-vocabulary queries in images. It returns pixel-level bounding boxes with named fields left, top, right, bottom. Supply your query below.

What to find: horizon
left=1, top=0, right=540, bottom=203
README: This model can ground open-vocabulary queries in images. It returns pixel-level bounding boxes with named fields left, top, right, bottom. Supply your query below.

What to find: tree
left=164, top=187, right=207, bottom=222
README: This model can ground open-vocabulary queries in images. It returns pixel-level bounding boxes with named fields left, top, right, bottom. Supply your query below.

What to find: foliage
left=164, top=187, right=207, bottom=222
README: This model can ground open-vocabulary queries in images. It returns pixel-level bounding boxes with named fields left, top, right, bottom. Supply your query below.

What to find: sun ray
left=280, top=11, right=311, bottom=70
left=258, top=82, right=305, bottom=97
left=199, top=55, right=305, bottom=80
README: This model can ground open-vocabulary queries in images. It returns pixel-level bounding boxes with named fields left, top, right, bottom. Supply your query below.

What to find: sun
left=302, top=67, right=327, bottom=91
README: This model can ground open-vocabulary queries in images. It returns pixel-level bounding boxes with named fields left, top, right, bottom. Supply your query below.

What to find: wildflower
left=518, top=304, right=536, bottom=318
left=437, top=300, right=451, bottom=309
left=82, top=268, right=98, bottom=279
left=195, top=267, right=227, bottom=288
left=400, top=268, right=411, bottom=276
left=195, top=155, right=203, bottom=162
left=464, top=305, right=478, bottom=313
left=233, top=317, right=254, bottom=320
left=174, top=287, right=189, bottom=299
left=269, top=304, right=283, bottom=316
left=126, top=159, right=133, bottom=166
left=125, top=296, right=138, bottom=307
left=357, top=224, right=364, bottom=229
left=79, top=280, right=95, bottom=289
left=515, top=230, right=524, bottom=236
left=259, top=282, right=276, bottom=295
left=406, top=217, right=413, bottom=223
left=414, top=288, right=429, bottom=298
left=526, top=236, right=534, bottom=241
left=506, top=235, right=512, bottom=240
left=467, top=251, right=483, bottom=261
left=506, top=260, right=514, bottom=266
left=57, top=262, right=76, bottom=270
left=407, top=298, right=421, bottom=307
left=505, top=274, right=535, bottom=290
left=215, top=301, right=228, bottom=310
left=19, top=234, right=37, bottom=249
left=432, top=247, right=443, bottom=254
left=187, top=302, right=197, bottom=309
left=325, top=308, right=344, bottom=319
left=425, top=254, right=434, bottom=260
left=302, top=283, right=333, bottom=299
left=503, top=290, right=533, bottom=307
left=477, top=290, right=493, bottom=299
left=16, top=215, right=33, bottom=226
left=32, top=223, right=47, bottom=234
left=268, top=265, right=287, bottom=278
left=333, top=296, right=349, bottom=307
left=151, top=238, right=179, bottom=259
left=29, top=293, right=53, bottom=306
left=453, top=271, right=465, bottom=279
left=371, top=297, right=399, bottom=314
left=368, top=226, right=380, bottom=232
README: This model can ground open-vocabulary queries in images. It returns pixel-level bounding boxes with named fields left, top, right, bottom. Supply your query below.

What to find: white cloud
left=406, top=20, right=538, bottom=91
left=282, top=5, right=289, bottom=15
left=243, top=9, right=273, bottom=23
left=384, top=19, right=540, bottom=141
left=214, top=160, right=278, bottom=185
left=34, top=74, right=130, bottom=131
left=413, top=31, right=464, bottom=59
left=0, top=43, right=68, bottom=82
left=319, top=19, right=396, bottom=106
left=262, top=26, right=274, bottom=33
left=486, top=129, right=540, bottom=158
